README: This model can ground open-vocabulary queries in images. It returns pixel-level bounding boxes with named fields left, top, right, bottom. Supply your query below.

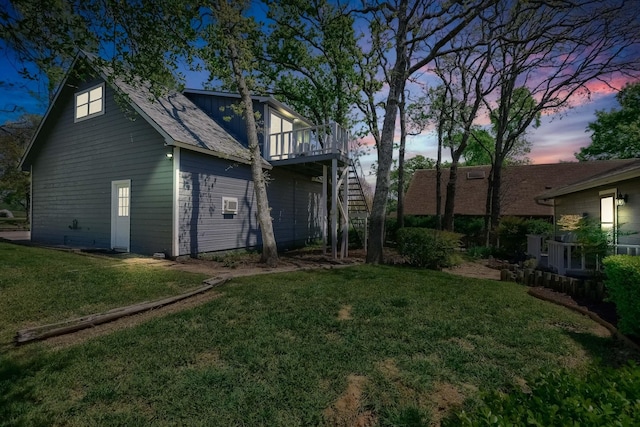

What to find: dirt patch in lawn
left=323, top=374, right=376, bottom=427
left=338, top=305, right=353, bottom=320
left=443, top=260, right=501, bottom=281
left=429, top=382, right=466, bottom=427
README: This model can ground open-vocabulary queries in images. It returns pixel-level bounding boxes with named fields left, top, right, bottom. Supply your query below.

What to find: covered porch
left=267, top=122, right=369, bottom=260
left=527, top=234, right=640, bottom=276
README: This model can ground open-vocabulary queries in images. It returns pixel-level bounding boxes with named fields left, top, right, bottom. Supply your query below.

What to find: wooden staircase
left=340, top=157, right=370, bottom=248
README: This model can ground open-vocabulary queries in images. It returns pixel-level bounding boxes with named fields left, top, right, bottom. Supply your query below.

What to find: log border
left=15, top=278, right=227, bottom=345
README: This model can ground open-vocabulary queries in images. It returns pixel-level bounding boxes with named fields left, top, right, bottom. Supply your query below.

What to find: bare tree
left=355, top=0, right=495, bottom=263
left=429, top=21, right=498, bottom=231
left=482, top=0, right=640, bottom=243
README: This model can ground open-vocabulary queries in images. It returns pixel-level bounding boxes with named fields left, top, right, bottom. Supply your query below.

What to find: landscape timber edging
left=14, top=278, right=227, bottom=345
left=528, top=287, right=640, bottom=353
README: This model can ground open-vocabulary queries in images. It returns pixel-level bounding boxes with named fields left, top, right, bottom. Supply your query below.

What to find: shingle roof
left=107, top=70, right=255, bottom=165
left=404, top=160, right=638, bottom=217
left=536, top=159, right=640, bottom=199
left=21, top=52, right=263, bottom=169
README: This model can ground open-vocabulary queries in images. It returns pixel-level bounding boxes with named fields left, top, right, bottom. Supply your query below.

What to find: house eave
left=166, top=140, right=272, bottom=170
left=536, top=166, right=640, bottom=201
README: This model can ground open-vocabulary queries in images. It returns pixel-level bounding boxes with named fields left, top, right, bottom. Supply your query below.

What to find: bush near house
left=397, top=227, right=462, bottom=269
left=495, top=216, right=553, bottom=261
left=385, top=215, right=438, bottom=245
left=602, top=255, right=640, bottom=336
left=445, top=362, right=640, bottom=427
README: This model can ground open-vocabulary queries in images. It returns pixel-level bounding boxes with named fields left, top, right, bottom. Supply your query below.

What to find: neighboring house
left=404, top=161, right=638, bottom=220
left=19, top=52, right=367, bottom=257
left=532, top=159, right=640, bottom=275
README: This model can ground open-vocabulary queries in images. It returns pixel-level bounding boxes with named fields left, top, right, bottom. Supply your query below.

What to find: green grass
left=0, top=244, right=635, bottom=426
left=0, top=242, right=208, bottom=344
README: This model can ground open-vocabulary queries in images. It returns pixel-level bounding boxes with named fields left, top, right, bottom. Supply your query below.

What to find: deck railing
left=267, top=122, right=349, bottom=161
left=545, top=240, right=640, bottom=275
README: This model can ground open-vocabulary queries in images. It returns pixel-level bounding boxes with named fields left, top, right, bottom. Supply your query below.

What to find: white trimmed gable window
left=75, top=83, right=105, bottom=121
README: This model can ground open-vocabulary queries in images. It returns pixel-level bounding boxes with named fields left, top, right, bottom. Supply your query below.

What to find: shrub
left=444, top=362, right=640, bottom=427
left=602, top=255, right=640, bottom=336
left=496, top=217, right=553, bottom=261
left=575, top=217, right=611, bottom=261
left=397, top=227, right=462, bottom=269
left=455, top=216, right=486, bottom=247
left=385, top=216, right=439, bottom=246
left=348, top=227, right=364, bottom=249
left=466, top=245, right=494, bottom=259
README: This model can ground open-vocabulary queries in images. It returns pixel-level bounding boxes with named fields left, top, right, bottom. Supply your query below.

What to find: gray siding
left=29, top=77, right=174, bottom=255
left=268, top=169, right=323, bottom=248
left=554, top=177, right=640, bottom=246
left=178, top=151, right=259, bottom=254
left=178, top=151, right=322, bottom=255
left=616, top=177, right=640, bottom=247
left=185, top=93, right=265, bottom=149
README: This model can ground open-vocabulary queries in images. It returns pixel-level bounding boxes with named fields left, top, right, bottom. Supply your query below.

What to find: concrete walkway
left=0, top=231, right=31, bottom=241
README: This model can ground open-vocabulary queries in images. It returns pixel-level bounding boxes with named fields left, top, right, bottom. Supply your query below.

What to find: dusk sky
left=0, top=43, right=629, bottom=183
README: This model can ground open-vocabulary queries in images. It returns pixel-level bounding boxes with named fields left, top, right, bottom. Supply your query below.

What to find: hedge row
left=602, top=255, right=640, bottom=336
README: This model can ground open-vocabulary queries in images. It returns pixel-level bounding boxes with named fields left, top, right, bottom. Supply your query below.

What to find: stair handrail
left=349, top=156, right=371, bottom=214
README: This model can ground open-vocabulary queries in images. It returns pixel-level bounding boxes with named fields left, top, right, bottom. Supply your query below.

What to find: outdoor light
left=616, top=192, right=628, bottom=206
left=166, top=152, right=173, bottom=160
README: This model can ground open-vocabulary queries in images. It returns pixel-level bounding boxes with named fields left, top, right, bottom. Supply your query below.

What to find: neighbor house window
left=600, top=188, right=616, bottom=245
left=75, top=83, right=105, bottom=121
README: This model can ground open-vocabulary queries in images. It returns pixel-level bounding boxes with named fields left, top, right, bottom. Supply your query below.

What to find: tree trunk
left=397, top=95, right=407, bottom=229
left=366, top=2, right=409, bottom=264
left=442, top=144, right=466, bottom=231
left=435, top=121, right=444, bottom=230
left=366, top=96, right=400, bottom=264
left=228, top=41, right=279, bottom=266
left=483, top=166, right=494, bottom=246
left=489, top=159, right=503, bottom=246
left=443, top=164, right=459, bottom=231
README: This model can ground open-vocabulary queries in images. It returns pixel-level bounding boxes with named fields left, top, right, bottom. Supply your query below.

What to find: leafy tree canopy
left=0, top=114, right=40, bottom=211
left=575, top=81, right=640, bottom=161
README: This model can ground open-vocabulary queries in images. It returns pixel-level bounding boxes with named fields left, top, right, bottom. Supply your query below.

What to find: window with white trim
left=118, top=185, right=130, bottom=217
left=75, top=83, right=105, bottom=121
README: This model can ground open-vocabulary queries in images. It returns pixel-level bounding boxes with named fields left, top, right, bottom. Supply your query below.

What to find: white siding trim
left=172, top=147, right=181, bottom=257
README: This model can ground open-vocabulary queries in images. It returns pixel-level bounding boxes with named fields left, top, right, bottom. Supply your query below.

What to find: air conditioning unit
left=222, top=197, right=238, bottom=214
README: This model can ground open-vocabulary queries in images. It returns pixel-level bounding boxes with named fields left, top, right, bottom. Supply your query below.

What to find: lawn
left=0, top=243, right=634, bottom=426
left=0, top=242, right=208, bottom=345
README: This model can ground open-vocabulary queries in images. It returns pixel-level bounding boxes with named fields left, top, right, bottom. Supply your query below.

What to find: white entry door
left=111, top=180, right=131, bottom=251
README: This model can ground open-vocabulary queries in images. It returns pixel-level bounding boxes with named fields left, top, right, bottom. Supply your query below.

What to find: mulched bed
left=528, top=286, right=640, bottom=351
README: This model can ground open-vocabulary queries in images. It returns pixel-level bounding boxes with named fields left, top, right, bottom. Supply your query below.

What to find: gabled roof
left=21, top=52, right=265, bottom=169
left=404, top=160, right=638, bottom=217
left=536, top=158, right=640, bottom=200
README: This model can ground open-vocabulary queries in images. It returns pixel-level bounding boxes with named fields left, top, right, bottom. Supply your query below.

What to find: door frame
left=111, top=179, right=131, bottom=251
left=599, top=188, right=617, bottom=245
